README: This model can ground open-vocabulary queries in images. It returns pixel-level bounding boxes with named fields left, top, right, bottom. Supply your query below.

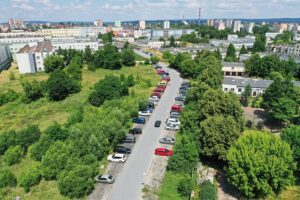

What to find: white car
left=166, top=118, right=181, bottom=126
left=149, top=96, right=159, bottom=102
left=139, top=111, right=152, bottom=116
left=165, top=124, right=180, bottom=131
left=107, top=153, right=127, bottom=163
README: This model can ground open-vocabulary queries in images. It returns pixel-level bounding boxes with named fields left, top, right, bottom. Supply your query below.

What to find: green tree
left=241, top=84, right=252, bottom=106
left=199, top=115, right=241, bottom=160
left=180, top=59, right=202, bottom=79
left=199, top=181, right=217, bottom=200
left=99, top=32, right=113, bottom=43
left=102, top=44, right=122, bottom=69
left=46, top=70, right=80, bottom=101
left=0, top=130, right=17, bottom=155
left=58, top=165, right=95, bottom=198
left=253, top=35, right=266, bottom=52
left=239, top=44, right=248, bottom=55
left=21, top=80, right=44, bottom=103
left=226, top=131, right=296, bottom=198
left=3, top=145, right=23, bottom=166
left=0, top=168, right=17, bottom=188
left=169, top=36, right=176, bottom=47
left=44, top=122, right=69, bottom=141
left=281, top=126, right=300, bottom=170
left=162, top=51, right=173, bottom=60
left=123, top=41, right=130, bottom=49
left=269, top=97, right=296, bottom=123
left=19, top=167, right=41, bottom=192
left=83, top=45, right=93, bottom=63
left=274, top=31, right=293, bottom=44
left=28, top=134, right=52, bottom=161
left=44, top=55, right=64, bottom=73
left=224, top=43, right=238, bottom=62
left=122, top=48, right=136, bottom=66
left=177, top=177, right=193, bottom=198
left=167, top=136, right=199, bottom=173
left=150, top=56, right=160, bottom=64
left=66, top=61, right=82, bottom=81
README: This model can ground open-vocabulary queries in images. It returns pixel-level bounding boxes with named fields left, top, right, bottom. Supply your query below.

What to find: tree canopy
left=44, top=55, right=64, bottom=73
left=224, top=43, right=238, bottom=62
left=226, top=131, right=296, bottom=198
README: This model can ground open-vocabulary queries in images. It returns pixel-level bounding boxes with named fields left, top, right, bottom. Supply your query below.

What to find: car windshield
left=108, top=175, right=113, bottom=179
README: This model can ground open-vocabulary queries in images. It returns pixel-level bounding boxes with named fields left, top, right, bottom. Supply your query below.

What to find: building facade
left=16, top=42, right=54, bottom=74
left=139, top=20, right=146, bottom=30
left=163, top=21, right=170, bottom=29
left=0, top=45, right=13, bottom=71
left=233, top=20, right=241, bottom=32
left=37, top=27, right=107, bottom=38
left=268, top=44, right=300, bottom=58
left=222, top=62, right=245, bottom=76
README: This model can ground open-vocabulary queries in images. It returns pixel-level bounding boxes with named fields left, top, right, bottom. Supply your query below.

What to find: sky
left=0, top=0, right=300, bottom=22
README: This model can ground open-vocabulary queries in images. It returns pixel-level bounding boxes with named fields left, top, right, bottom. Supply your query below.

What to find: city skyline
left=0, top=0, right=300, bottom=23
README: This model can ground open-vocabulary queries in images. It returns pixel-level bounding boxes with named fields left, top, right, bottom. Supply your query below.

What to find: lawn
left=0, top=64, right=159, bottom=132
left=0, top=63, right=159, bottom=200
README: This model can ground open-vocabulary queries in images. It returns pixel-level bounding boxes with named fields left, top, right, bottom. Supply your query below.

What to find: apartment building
left=210, top=34, right=255, bottom=49
left=0, top=45, right=13, bottom=71
left=268, top=44, right=300, bottom=58
left=222, top=62, right=245, bottom=76
left=16, top=42, right=54, bottom=74
left=37, top=27, right=107, bottom=38
left=52, top=38, right=101, bottom=51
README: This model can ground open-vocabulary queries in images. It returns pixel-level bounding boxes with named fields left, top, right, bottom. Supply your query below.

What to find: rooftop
left=18, top=41, right=53, bottom=54
left=222, top=62, right=245, bottom=68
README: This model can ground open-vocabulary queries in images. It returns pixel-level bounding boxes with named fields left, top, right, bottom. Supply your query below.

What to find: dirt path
left=217, top=171, right=240, bottom=200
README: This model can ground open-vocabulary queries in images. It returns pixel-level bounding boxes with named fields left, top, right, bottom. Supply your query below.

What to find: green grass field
left=0, top=63, right=159, bottom=200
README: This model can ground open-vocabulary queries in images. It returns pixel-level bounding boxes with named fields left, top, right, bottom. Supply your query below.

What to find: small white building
left=222, top=62, right=245, bottom=76
left=52, top=39, right=100, bottom=52
left=16, top=42, right=54, bottom=74
left=135, top=39, right=165, bottom=49
left=210, top=35, right=255, bottom=49
left=222, top=77, right=273, bottom=97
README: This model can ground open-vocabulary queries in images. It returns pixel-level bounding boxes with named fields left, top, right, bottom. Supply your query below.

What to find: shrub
left=46, top=70, right=80, bottom=101
left=58, top=165, right=94, bottom=198
left=21, top=80, right=44, bottom=103
left=3, top=145, right=23, bottom=166
left=19, top=167, right=41, bottom=192
left=199, top=181, right=217, bottom=200
left=0, top=130, right=17, bottom=155
left=0, top=168, right=17, bottom=188
left=16, top=125, right=41, bottom=150
left=28, top=135, right=52, bottom=161
left=44, top=122, right=68, bottom=141
left=44, top=55, right=64, bottom=73
left=177, top=177, right=193, bottom=197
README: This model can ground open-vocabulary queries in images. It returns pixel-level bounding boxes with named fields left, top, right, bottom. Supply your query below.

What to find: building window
left=238, top=88, right=242, bottom=93
left=231, top=88, right=234, bottom=92
left=232, top=72, right=237, bottom=76
left=224, top=88, right=228, bottom=91
left=36, top=56, right=40, bottom=60
left=225, top=72, right=230, bottom=76
left=253, top=91, right=257, bottom=96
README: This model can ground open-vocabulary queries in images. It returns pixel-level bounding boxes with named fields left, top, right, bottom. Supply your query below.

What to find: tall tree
left=44, top=55, right=64, bottom=73
left=226, top=131, right=296, bottom=198
left=241, top=84, right=252, bottom=106
left=224, top=43, right=238, bottom=62
left=169, top=36, right=176, bottom=47
left=239, top=45, right=248, bottom=55
left=121, top=48, right=136, bottom=66
left=253, top=35, right=266, bottom=52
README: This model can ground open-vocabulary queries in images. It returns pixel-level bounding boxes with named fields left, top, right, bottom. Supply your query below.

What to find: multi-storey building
left=139, top=20, right=146, bottom=30
left=37, top=27, right=107, bottom=38
left=233, top=20, right=241, bottom=32
left=0, top=36, right=45, bottom=45
left=0, top=45, right=13, bottom=71
left=210, top=34, right=256, bottom=49
left=115, top=20, right=121, bottom=27
left=268, top=44, right=300, bottom=58
left=16, top=42, right=54, bottom=74
left=163, top=21, right=170, bottom=29
left=94, top=20, right=103, bottom=27
left=222, top=62, right=245, bottom=76
left=51, top=38, right=101, bottom=51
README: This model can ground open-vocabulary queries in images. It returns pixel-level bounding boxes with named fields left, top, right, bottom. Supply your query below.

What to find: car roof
left=114, top=153, right=125, bottom=157
left=156, top=147, right=167, bottom=150
left=101, top=174, right=112, bottom=179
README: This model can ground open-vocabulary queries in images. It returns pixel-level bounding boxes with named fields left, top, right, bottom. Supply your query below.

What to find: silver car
left=159, top=136, right=175, bottom=145
left=94, top=174, right=115, bottom=184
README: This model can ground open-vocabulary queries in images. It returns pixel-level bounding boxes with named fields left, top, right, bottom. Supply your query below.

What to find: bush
left=21, top=80, right=44, bottom=103
left=0, top=130, right=17, bottom=155
left=65, top=106, right=84, bottom=127
left=44, top=55, right=64, bottom=73
left=19, top=167, right=41, bottom=192
left=150, top=56, right=160, bottom=64
left=177, top=177, right=192, bottom=197
left=122, top=48, right=136, bottom=66
left=3, top=145, right=23, bottom=166
left=44, top=122, right=68, bottom=141
left=0, top=90, right=19, bottom=106
left=199, top=181, right=217, bottom=200
left=0, top=168, right=17, bottom=188
left=28, top=135, right=52, bottom=161
left=16, top=125, right=41, bottom=150
left=226, top=131, right=296, bottom=198
left=66, top=61, right=82, bottom=81
left=58, top=165, right=95, bottom=198
left=46, top=70, right=80, bottom=101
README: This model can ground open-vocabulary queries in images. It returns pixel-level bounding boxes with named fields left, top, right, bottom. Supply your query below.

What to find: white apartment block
left=163, top=21, right=170, bottom=29
left=37, top=27, right=107, bottom=38
left=16, top=42, right=54, bottom=74
left=52, top=40, right=101, bottom=52
left=210, top=34, right=255, bottom=49
left=268, top=44, right=300, bottom=58
left=222, top=62, right=245, bottom=76
left=139, top=20, right=146, bottom=30
left=0, top=37, right=45, bottom=45
left=233, top=20, right=241, bottom=32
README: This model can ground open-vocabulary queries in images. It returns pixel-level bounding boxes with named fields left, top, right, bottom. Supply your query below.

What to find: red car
left=152, top=92, right=162, bottom=98
left=156, top=69, right=166, bottom=75
left=161, top=77, right=171, bottom=82
left=157, top=86, right=166, bottom=91
left=154, top=88, right=164, bottom=93
left=154, top=147, right=173, bottom=156
left=171, top=104, right=183, bottom=112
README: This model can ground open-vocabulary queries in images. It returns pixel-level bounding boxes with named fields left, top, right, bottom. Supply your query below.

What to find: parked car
left=139, top=110, right=152, bottom=116
left=161, top=77, right=170, bottom=82
left=94, top=174, right=115, bottom=184
left=157, top=80, right=167, bottom=86
left=129, top=127, right=142, bottom=135
left=154, top=64, right=162, bottom=69
left=114, top=146, right=131, bottom=154
left=121, top=134, right=136, bottom=143
left=107, top=153, right=127, bottom=163
left=154, top=120, right=161, bottom=127
left=154, top=147, right=173, bottom=156
left=170, top=111, right=181, bottom=118
left=152, top=92, right=162, bottom=98
left=156, top=69, right=166, bottom=75
left=132, top=117, right=146, bottom=124
left=146, top=107, right=154, bottom=113
left=154, top=88, right=164, bottom=93
left=166, top=118, right=181, bottom=126
left=175, top=96, right=186, bottom=102
left=160, top=74, right=169, bottom=78
left=156, top=86, right=166, bottom=92
left=180, top=85, right=189, bottom=90
left=179, top=89, right=187, bottom=95
left=159, top=136, right=175, bottom=145
left=171, top=105, right=183, bottom=112
left=149, top=96, right=159, bottom=102
left=165, top=124, right=180, bottom=131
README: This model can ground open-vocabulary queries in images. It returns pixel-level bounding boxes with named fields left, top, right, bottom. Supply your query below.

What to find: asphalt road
left=108, top=62, right=182, bottom=200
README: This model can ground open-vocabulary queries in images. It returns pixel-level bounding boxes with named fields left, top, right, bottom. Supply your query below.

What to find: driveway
left=106, top=63, right=182, bottom=200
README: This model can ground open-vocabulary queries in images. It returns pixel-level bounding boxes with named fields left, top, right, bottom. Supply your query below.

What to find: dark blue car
left=132, top=117, right=146, bottom=124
